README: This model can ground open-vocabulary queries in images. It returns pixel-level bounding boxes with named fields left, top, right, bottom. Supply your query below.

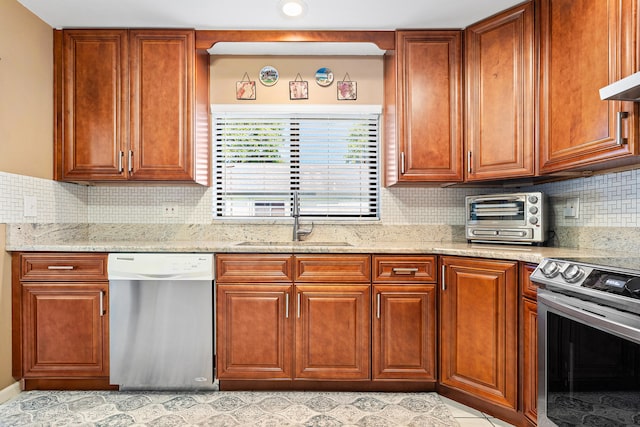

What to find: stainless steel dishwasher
left=108, top=253, right=215, bottom=390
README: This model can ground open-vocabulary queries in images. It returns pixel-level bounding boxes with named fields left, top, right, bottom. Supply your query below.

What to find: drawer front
left=521, top=262, right=538, bottom=300
left=373, top=255, right=437, bottom=283
left=294, top=255, right=371, bottom=283
left=19, top=253, right=108, bottom=281
left=216, top=254, right=294, bottom=283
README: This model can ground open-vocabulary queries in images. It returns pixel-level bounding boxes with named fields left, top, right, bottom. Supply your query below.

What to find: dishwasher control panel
left=108, top=253, right=214, bottom=280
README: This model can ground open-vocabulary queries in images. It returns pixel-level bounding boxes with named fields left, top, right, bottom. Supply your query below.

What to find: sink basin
left=236, top=241, right=351, bottom=246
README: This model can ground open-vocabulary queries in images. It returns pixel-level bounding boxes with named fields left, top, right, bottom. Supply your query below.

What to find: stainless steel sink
left=236, top=241, right=351, bottom=246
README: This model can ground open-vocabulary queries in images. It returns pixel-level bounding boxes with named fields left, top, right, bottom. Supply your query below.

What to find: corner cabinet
left=439, top=256, right=519, bottom=420
left=384, top=30, right=463, bottom=185
left=12, top=253, right=114, bottom=390
left=54, top=29, right=210, bottom=184
left=539, top=0, right=640, bottom=173
left=465, top=2, right=536, bottom=181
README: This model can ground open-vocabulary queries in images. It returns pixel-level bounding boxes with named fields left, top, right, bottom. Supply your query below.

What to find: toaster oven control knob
left=528, top=195, right=539, bottom=204
left=540, top=260, right=560, bottom=278
left=529, top=216, right=539, bottom=225
left=529, top=206, right=539, bottom=214
left=561, top=264, right=584, bottom=283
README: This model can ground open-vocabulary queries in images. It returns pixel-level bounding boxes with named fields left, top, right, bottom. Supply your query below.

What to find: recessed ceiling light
left=280, top=0, right=307, bottom=18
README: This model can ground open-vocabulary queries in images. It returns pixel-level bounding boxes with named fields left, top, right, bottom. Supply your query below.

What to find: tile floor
left=440, top=396, right=516, bottom=427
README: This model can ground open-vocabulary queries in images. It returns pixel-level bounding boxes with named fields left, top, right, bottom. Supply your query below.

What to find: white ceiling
left=17, top=0, right=523, bottom=31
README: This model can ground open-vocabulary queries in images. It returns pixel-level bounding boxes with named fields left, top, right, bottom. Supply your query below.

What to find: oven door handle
left=538, top=289, right=640, bottom=344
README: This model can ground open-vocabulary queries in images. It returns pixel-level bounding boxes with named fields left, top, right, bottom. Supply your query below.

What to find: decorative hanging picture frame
left=289, top=73, right=309, bottom=100
left=337, top=73, right=357, bottom=101
left=236, top=72, right=256, bottom=100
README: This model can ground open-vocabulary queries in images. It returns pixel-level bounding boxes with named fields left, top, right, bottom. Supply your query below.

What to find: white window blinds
left=213, top=108, right=380, bottom=219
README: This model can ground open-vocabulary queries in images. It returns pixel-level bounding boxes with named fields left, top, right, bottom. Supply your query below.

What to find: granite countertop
left=4, top=223, right=621, bottom=264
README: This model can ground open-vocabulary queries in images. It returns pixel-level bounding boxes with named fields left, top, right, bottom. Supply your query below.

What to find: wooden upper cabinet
left=54, top=29, right=210, bottom=184
left=384, top=30, right=463, bottom=185
left=539, top=0, right=639, bottom=173
left=56, top=30, right=129, bottom=181
left=465, top=2, right=535, bottom=181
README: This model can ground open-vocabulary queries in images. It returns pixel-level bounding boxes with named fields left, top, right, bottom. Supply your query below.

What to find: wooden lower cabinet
left=216, top=284, right=293, bottom=379
left=372, top=284, right=436, bottom=380
left=439, top=256, right=518, bottom=414
left=22, top=283, right=108, bottom=378
left=295, top=284, right=370, bottom=380
left=12, top=253, right=113, bottom=390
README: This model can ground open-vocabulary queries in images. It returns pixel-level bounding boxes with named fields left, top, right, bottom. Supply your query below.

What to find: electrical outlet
left=162, top=205, right=180, bottom=218
left=23, top=195, right=38, bottom=217
left=564, top=197, right=579, bottom=218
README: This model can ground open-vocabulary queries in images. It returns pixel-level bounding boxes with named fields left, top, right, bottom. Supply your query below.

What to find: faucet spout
left=292, top=191, right=313, bottom=241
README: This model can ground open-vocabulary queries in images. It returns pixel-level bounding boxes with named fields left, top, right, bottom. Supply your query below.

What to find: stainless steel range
left=531, top=258, right=640, bottom=427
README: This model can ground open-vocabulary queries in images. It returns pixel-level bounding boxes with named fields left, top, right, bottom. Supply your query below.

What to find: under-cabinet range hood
left=600, top=71, right=640, bottom=101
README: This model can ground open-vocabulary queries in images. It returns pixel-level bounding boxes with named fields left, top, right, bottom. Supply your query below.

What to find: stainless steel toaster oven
left=465, top=192, right=548, bottom=244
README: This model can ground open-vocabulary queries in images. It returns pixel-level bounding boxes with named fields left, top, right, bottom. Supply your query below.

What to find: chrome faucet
left=292, top=191, right=313, bottom=241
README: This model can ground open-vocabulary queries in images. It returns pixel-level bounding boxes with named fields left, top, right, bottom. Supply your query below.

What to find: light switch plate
left=23, top=195, right=38, bottom=217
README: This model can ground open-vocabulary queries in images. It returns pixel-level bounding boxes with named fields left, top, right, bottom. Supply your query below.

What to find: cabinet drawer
left=19, top=253, right=108, bottom=281
left=216, top=254, right=294, bottom=283
left=373, top=255, right=437, bottom=283
left=294, top=255, right=371, bottom=283
left=521, top=262, right=538, bottom=300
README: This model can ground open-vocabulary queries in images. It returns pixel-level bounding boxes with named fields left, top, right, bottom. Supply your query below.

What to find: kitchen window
left=212, top=105, right=380, bottom=219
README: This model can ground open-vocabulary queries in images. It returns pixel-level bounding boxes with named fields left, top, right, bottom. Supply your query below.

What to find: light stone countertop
left=5, top=223, right=622, bottom=264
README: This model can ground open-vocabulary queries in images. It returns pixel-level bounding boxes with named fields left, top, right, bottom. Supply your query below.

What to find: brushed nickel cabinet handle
left=118, top=151, right=124, bottom=173
left=297, top=293, right=301, bottom=318
left=441, top=265, right=446, bottom=291
left=47, top=265, right=74, bottom=270
left=285, top=293, right=290, bottom=319
left=400, top=152, right=406, bottom=175
left=467, top=151, right=473, bottom=174
left=99, top=290, right=105, bottom=316
left=128, top=150, right=133, bottom=173
left=376, top=293, right=381, bottom=319
left=616, top=111, right=629, bottom=146
left=392, top=267, right=419, bottom=275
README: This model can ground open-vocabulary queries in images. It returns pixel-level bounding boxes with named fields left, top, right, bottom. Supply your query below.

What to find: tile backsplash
left=1, top=168, right=639, bottom=229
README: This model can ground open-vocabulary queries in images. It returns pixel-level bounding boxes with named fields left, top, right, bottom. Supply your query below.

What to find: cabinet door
left=387, top=31, right=463, bottom=184
left=465, top=2, right=535, bottom=180
left=216, top=284, right=293, bottom=379
left=22, top=283, right=108, bottom=377
left=539, top=0, right=639, bottom=173
left=129, top=30, right=196, bottom=181
left=56, top=30, right=129, bottom=181
left=372, top=285, right=436, bottom=380
left=522, top=297, right=538, bottom=424
left=440, top=257, right=518, bottom=410
left=295, top=284, right=370, bottom=379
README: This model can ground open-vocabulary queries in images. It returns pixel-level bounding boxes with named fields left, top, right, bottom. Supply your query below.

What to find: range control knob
left=528, top=195, right=539, bottom=204
left=540, top=260, right=560, bottom=278
left=529, top=206, right=539, bottom=214
left=561, top=264, right=585, bottom=283
left=529, top=216, right=539, bottom=225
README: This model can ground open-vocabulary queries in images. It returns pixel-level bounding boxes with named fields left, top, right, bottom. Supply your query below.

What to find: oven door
left=537, top=289, right=640, bottom=426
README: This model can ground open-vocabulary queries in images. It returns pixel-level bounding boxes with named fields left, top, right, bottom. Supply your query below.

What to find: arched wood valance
left=195, top=30, right=395, bottom=51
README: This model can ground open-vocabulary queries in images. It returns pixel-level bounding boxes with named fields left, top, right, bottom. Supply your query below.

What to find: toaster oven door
left=467, top=197, right=525, bottom=224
